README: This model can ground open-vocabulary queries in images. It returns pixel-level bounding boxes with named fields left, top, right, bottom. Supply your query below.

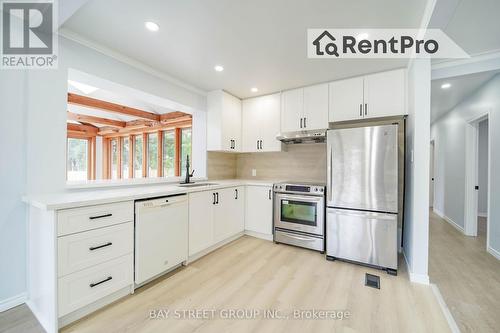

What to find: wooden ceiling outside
left=67, top=93, right=192, bottom=138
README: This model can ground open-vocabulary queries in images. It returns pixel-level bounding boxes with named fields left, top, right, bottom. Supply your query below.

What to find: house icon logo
left=312, top=30, right=339, bottom=56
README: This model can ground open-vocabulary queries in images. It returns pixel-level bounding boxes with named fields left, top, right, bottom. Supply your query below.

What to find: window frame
left=66, top=134, right=96, bottom=181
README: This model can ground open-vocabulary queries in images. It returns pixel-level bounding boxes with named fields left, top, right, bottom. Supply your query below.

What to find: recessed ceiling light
left=441, top=83, right=451, bottom=89
left=144, top=21, right=159, bottom=32
left=356, top=32, right=369, bottom=40
left=251, top=87, right=258, bottom=93
left=214, top=65, right=224, bottom=72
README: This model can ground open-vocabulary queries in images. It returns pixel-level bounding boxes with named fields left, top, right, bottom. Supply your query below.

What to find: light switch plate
left=251, top=169, right=257, bottom=177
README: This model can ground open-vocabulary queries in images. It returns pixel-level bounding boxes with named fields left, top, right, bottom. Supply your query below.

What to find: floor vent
left=365, top=273, right=380, bottom=289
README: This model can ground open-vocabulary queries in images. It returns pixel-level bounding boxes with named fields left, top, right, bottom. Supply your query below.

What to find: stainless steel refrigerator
left=326, top=124, right=399, bottom=274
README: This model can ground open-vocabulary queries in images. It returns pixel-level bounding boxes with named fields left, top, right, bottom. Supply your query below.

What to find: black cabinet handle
left=216, top=192, right=219, bottom=204
left=89, top=276, right=112, bottom=288
left=235, top=189, right=238, bottom=200
left=300, top=118, right=303, bottom=128
left=89, top=242, right=112, bottom=251
left=304, top=117, right=307, bottom=128
left=268, top=189, right=272, bottom=200
left=359, top=104, right=363, bottom=117
left=89, top=213, right=112, bottom=220
left=260, top=140, right=263, bottom=150
left=212, top=193, right=216, bottom=205
left=364, top=103, right=368, bottom=116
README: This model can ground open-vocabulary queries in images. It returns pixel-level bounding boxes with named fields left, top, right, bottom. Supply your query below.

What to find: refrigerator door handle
left=327, top=143, right=333, bottom=203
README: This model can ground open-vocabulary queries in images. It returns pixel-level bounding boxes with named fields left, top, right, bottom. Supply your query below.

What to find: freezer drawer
left=326, top=208, right=397, bottom=269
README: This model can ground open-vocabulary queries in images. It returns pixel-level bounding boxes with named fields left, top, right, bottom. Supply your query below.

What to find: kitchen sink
left=177, top=183, right=218, bottom=188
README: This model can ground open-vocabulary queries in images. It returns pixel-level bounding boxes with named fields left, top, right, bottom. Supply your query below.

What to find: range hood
left=276, top=129, right=327, bottom=144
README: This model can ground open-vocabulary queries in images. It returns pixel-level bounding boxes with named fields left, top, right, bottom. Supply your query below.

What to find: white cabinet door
left=214, top=187, right=245, bottom=243
left=207, top=90, right=242, bottom=152
left=364, top=69, right=406, bottom=119
left=188, top=191, right=214, bottom=256
left=245, top=185, right=273, bottom=236
left=241, top=97, right=261, bottom=152
left=222, top=93, right=242, bottom=150
left=329, top=77, right=364, bottom=123
left=281, top=88, right=304, bottom=133
left=259, top=93, right=281, bottom=152
left=303, top=83, right=329, bottom=130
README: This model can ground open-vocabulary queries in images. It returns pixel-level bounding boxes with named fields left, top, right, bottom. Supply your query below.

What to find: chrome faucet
left=182, top=155, right=195, bottom=184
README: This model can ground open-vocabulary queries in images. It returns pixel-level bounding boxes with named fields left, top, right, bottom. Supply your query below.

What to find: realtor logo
left=1, top=0, right=58, bottom=69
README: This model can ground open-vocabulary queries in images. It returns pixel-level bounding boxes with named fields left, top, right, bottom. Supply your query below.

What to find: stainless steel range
left=273, top=182, right=325, bottom=252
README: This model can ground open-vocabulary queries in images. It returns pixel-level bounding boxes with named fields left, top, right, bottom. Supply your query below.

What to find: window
left=180, top=128, right=192, bottom=177
left=147, top=133, right=158, bottom=177
left=122, top=137, right=130, bottom=179
left=67, top=138, right=88, bottom=181
left=162, top=130, right=175, bottom=177
left=134, top=135, right=143, bottom=178
left=110, top=138, right=119, bottom=180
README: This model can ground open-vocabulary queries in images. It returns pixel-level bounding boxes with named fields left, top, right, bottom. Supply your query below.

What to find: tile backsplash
left=207, top=143, right=327, bottom=183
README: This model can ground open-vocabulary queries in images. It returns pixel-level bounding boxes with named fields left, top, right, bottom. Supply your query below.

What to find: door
left=281, top=88, right=304, bottom=132
left=274, top=193, right=324, bottom=235
left=242, top=97, right=261, bottom=152
left=188, top=191, right=214, bottom=256
left=213, top=187, right=244, bottom=242
left=363, top=69, right=405, bottom=119
left=329, top=76, right=364, bottom=122
left=259, top=93, right=281, bottom=151
left=222, top=93, right=242, bottom=151
left=327, top=125, right=398, bottom=213
left=326, top=208, right=397, bottom=269
left=303, top=83, right=329, bottom=130
left=245, top=186, right=273, bottom=235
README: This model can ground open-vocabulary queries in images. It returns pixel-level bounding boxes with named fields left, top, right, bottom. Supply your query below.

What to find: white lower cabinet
left=245, top=185, right=273, bottom=236
left=188, top=186, right=245, bottom=257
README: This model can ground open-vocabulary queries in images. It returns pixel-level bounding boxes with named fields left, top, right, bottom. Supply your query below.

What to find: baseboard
left=478, top=212, right=488, bottom=218
left=487, top=246, right=500, bottom=260
left=0, top=292, right=27, bottom=312
left=244, top=230, right=273, bottom=241
left=433, top=209, right=465, bottom=234
left=430, top=284, right=460, bottom=333
left=187, top=232, right=244, bottom=264
left=403, top=251, right=430, bottom=285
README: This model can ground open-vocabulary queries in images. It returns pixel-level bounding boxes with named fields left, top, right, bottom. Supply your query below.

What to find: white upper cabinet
left=303, top=83, right=329, bottom=130
left=329, top=69, right=406, bottom=123
left=207, top=90, right=242, bottom=152
left=329, top=76, right=364, bottom=122
left=363, top=69, right=406, bottom=119
left=242, top=93, right=281, bottom=152
left=281, top=84, right=328, bottom=132
left=281, top=88, right=304, bottom=132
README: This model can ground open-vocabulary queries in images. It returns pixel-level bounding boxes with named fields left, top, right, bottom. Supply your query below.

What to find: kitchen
left=1, top=1, right=458, bottom=332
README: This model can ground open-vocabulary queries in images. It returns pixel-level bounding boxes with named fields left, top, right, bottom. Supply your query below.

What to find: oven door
left=274, top=193, right=324, bottom=236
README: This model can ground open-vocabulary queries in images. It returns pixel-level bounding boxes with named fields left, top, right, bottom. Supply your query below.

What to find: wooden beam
left=125, top=119, right=156, bottom=130
left=100, top=119, right=192, bottom=138
left=160, top=111, right=190, bottom=122
left=68, top=93, right=160, bottom=121
left=67, top=123, right=98, bottom=136
left=67, top=111, right=126, bottom=128
left=97, top=127, right=119, bottom=136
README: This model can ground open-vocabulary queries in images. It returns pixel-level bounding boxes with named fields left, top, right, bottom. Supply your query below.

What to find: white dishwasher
left=135, top=194, right=188, bottom=285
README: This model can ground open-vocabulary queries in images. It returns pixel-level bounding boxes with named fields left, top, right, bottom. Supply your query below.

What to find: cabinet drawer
left=57, top=201, right=133, bottom=236
left=58, top=223, right=133, bottom=277
left=58, top=254, right=133, bottom=317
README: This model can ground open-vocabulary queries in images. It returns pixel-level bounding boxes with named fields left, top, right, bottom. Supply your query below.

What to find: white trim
left=0, top=292, right=27, bottom=312
left=244, top=230, right=273, bottom=241
left=430, top=284, right=461, bottom=333
left=487, top=246, right=500, bottom=261
left=403, top=251, right=430, bottom=285
left=58, top=28, right=207, bottom=97
left=478, top=212, right=488, bottom=218
left=433, top=208, right=465, bottom=234
left=432, top=49, right=500, bottom=70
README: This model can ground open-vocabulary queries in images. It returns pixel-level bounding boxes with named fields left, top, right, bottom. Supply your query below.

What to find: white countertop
left=22, top=179, right=279, bottom=211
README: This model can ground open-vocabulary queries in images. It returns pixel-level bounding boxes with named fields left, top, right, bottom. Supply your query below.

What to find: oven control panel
left=273, top=183, right=325, bottom=195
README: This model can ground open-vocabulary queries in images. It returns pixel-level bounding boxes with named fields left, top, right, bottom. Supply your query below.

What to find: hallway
left=429, top=212, right=500, bottom=332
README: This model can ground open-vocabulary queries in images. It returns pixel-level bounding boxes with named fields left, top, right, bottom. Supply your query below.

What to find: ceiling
left=431, top=70, right=499, bottom=123
left=61, top=0, right=428, bottom=98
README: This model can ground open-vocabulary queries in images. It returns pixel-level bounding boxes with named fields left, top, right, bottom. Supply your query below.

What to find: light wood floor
left=2, top=236, right=451, bottom=333
left=429, top=212, right=500, bottom=332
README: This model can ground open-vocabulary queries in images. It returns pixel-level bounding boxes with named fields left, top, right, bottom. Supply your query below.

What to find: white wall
left=403, top=59, right=431, bottom=283
left=431, top=74, right=500, bottom=256
left=1, top=35, right=206, bottom=307
left=478, top=119, right=489, bottom=216
left=0, top=71, right=28, bottom=307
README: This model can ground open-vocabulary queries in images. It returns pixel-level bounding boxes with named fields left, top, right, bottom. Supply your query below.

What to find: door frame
left=464, top=111, right=491, bottom=249
left=429, top=140, right=435, bottom=208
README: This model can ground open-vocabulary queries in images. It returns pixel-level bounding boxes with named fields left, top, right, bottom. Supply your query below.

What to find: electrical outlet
left=251, top=169, right=257, bottom=177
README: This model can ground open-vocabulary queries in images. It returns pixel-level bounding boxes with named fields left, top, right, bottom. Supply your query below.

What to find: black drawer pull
left=89, top=213, right=112, bottom=220
left=89, top=276, right=112, bottom=288
left=89, top=242, right=112, bottom=251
